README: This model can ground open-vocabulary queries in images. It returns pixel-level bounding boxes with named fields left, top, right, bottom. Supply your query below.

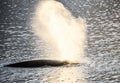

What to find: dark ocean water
left=0, top=0, right=120, bottom=83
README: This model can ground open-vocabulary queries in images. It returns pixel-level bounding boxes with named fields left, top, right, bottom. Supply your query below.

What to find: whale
left=4, top=59, right=71, bottom=68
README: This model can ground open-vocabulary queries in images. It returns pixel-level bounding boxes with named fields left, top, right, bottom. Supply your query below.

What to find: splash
left=31, top=0, right=86, bottom=63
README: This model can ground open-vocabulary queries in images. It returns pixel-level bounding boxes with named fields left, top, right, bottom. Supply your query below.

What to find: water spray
left=32, top=0, right=86, bottom=63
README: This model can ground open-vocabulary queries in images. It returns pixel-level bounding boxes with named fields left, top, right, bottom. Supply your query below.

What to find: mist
left=31, top=0, right=86, bottom=63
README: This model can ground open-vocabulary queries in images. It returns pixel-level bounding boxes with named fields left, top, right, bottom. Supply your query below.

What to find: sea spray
left=31, top=0, right=86, bottom=63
